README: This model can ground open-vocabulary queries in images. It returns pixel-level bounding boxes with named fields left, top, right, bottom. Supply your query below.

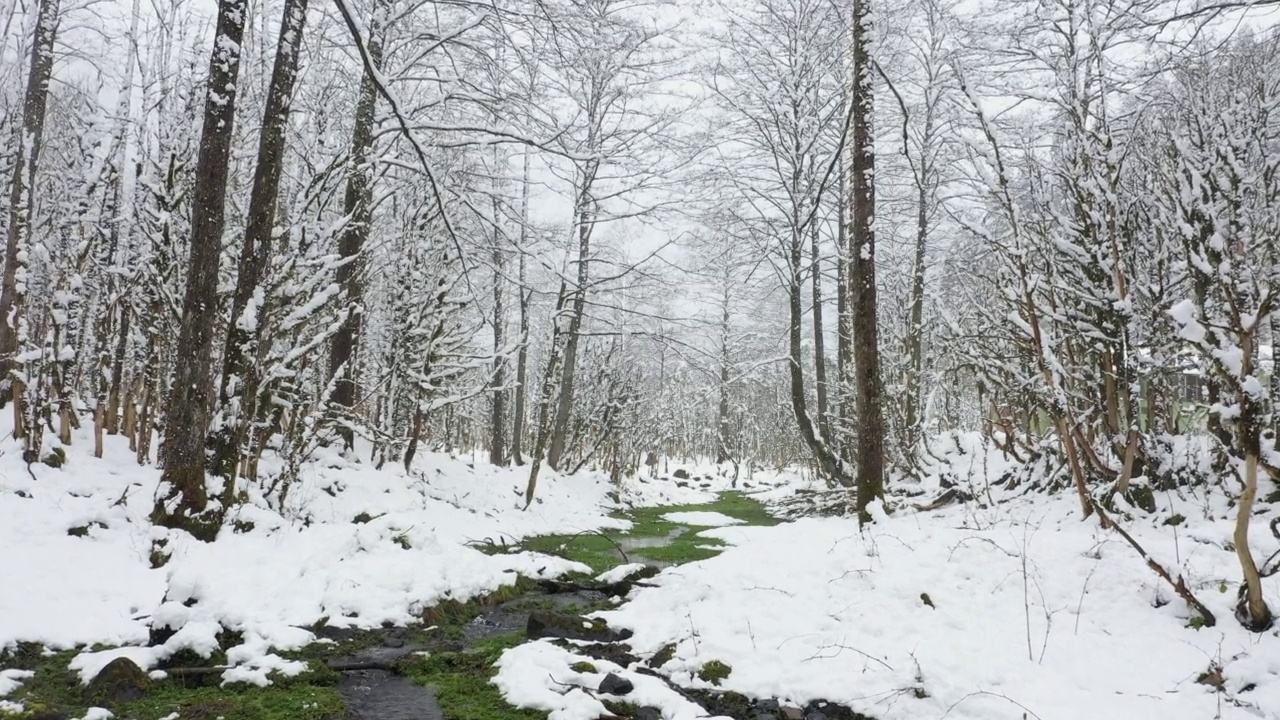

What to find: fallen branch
left=1087, top=497, right=1216, bottom=627
left=544, top=529, right=631, bottom=565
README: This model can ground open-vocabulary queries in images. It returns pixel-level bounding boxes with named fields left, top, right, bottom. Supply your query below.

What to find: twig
left=940, top=690, right=1044, bottom=720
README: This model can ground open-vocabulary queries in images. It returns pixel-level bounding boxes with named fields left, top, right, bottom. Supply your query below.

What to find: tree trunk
left=903, top=160, right=929, bottom=468
left=546, top=184, right=595, bottom=470
left=328, top=0, right=388, bottom=447
left=788, top=216, right=852, bottom=488
left=717, top=273, right=732, bottom=464
left=152, top=0, right=250, bottom=543
left=511, top=152, right=532, bottom=465
left=849, top=0, right=885, bottom=523
left=811, top=218, right=830, bottom=441
left=489, top=166, right=507, bottom=466
left=1, top=0, right=61, bottom=419
left=525, top=285, right=569, bottom=506
left=835, top=159, right=854, bottom=461
left=210, top=0, right=310, bottom=481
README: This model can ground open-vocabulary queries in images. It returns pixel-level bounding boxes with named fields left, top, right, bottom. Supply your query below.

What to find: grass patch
left=403, top=633, right=543, bottom=720
left=115, top=683, right=345, bottom=720
left=513, top=491, right=777, bottom=574
left=0, top=645, right=344, bottom=720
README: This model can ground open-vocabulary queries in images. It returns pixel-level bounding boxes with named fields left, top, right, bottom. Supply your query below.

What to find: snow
left=0, top=670, right=34, bottom=697
left=579, top=447, right=1280, bottom=720
left=498, top=436, right=1280, bottom=720
left=10, top=425, right=1280, bottom=719
left=0, top=431, right=637, bottom=685
left=493, top=640, right=731, bottom=720
left=596, top=563, right=652, bottom=584
left=660, top=511, right=744, bottom=526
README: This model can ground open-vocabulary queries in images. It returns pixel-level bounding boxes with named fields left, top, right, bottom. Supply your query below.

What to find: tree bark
left=835, top=158, right=853, bottom=461
left=1, top=0, right=61, bottom=422
left=849, top=0, right=885, bottom=522
left=811, top=218, right=830, bottom=441
left=525, top=285, right=569, bottom=506
left=546, top=181, right=596, bottom=470
left=153, top=0, right=250, bottom=543
left=489, top=158, right=507, bottom=466
left=717, top=271, right=732, bottom=464
left=903, top=158, right=929, bottom=467
left=210, top=0, right=310, bottom=481
left=511, top=151, right=532, bottom=465
left=328, top=0, right=388, bottom=447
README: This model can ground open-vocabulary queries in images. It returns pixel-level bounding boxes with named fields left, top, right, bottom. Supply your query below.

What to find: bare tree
left=153, top=0, right=251, bottom=543
left=1, top=0, right=60, bottom=444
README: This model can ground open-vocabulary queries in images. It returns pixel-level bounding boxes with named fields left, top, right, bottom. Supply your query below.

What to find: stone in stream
left=598, top=672, right=634, bottom=695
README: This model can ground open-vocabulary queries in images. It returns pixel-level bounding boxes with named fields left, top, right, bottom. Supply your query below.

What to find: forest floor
left=3, top=432, right=1280, bottom=720
left=0, top=423, right=810, bottom=720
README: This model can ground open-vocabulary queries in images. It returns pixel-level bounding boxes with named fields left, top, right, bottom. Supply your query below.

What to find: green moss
left=569, top=661, right=597, bottom=674
left=41, top=448, right=66, bottom=469
left=601, top=700, right=646, bottom=717
left=1164, top=514, right=1187, bottom=527
left=636, top=542, right=724, bottom=565
left=1, top=647, right=342, bottom=720
left=116, top=682, right=345, bottom=720
left=404, top=633, right=543, bottom=720
left=648, top=643, right=676, bottom=668
left=697, top=660, right=732, bottom=685
left=1125, top=484, right=1157, bottom=514
left=1, top=649, right=84, bottom=714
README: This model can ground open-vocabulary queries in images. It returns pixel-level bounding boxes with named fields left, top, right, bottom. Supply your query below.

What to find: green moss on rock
left=697, top=659, right=732, bottom=686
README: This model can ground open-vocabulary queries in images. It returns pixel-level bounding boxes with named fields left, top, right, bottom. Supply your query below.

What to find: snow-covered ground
left=497, top=434, right=1280, bottom=720
left=0, top=431, right=722, bottom=686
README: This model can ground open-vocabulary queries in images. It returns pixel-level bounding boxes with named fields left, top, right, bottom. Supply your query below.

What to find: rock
left=781, top=708, right=805, bottom=720
left=565, top=641, right=639, bottom=668
left=756, top=699, right=780, bottom=713
left=598, top=672, right=634, bottom=695
left=527, top=611, right=631, bottom=642
left=676, top=481, right=689, bottom=488
left=756, top=715, right=779, bottom=720
left=87, top=657, right=150, bottom=707
left=673, top=469, right=690, bottom=479
left=805, top=713, right=828, bottom=720
left=383, top=636, right=405, bottom=648
left=647, top=642, right=677, bottom=668
left=635, top=708, right=663, bottom=720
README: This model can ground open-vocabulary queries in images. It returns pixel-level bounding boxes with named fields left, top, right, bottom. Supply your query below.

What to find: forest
left=2, top=0, right=1280, bottom=718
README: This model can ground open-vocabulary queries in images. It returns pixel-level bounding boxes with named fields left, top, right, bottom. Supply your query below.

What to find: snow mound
left=596, top=563, right=653, bottom=584
left=0, top=432, right=628, bottom=685
left=493, top=640, right=731, bottom=720
left=599, top=492, right=1280, bottom=720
